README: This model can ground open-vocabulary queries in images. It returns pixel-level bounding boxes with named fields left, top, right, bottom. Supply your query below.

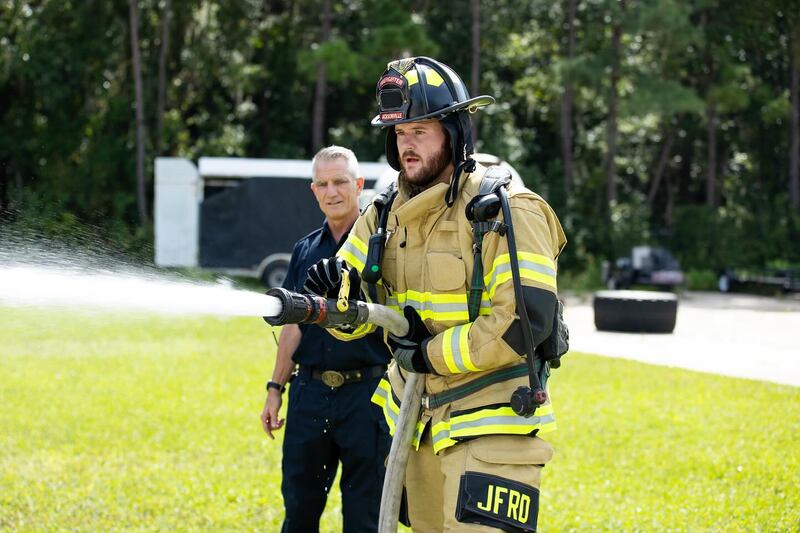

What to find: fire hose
left=265, top=287, right=422, bottom=533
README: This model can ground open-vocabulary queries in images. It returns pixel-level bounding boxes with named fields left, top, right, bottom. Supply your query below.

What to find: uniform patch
left=456, top=471, right=539, bottom=531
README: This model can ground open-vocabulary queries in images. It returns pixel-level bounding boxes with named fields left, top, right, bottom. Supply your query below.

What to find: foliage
left=684, top=268, right=719, bottom=291
left=0, top=0, right=798, bottom=274
left=1, top=306, right=798, bottom=530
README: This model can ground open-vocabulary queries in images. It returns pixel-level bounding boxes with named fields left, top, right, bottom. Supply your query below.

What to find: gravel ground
left=562, top=291, right=800, bottom=387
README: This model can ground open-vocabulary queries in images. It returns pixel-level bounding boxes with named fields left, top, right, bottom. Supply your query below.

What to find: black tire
left=260, top=258, right=290, bottom=288
left=593, top=290, right=678, bottom=333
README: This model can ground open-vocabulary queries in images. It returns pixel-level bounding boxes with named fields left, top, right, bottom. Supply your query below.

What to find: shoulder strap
left=466, top=167, right=512, bottom=321
left=362, top=183, right=398, bottom=300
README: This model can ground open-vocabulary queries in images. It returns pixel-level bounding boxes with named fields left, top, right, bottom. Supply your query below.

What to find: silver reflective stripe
left=486, top=260, right=557, bottom=292
left=449, top=324, right=470, bottom=373
left=385, top=297, right=468, bottom=315
left=339, top=240, right=367, bottom=266
left=432, top=428, right=451, bottom=446
left=450, top=413, right=555, bottom=432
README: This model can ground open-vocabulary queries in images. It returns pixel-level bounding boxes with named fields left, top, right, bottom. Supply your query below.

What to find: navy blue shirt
left=282, top=222, right=391, bottom=370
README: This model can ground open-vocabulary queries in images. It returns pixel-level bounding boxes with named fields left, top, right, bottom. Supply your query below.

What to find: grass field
left=1, top=305, right=798, bottom=531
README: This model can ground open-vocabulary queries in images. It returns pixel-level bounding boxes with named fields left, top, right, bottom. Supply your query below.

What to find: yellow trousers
left=405, top=432, right=554, bottom=532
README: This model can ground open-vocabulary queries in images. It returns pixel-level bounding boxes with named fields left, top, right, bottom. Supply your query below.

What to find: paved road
left=562, top=291, right=800, bottom=387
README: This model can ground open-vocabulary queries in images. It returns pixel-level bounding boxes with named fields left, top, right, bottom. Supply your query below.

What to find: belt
left=421, top=363, right=529, bottom=409
left=304, top=364, right=387, bottom=388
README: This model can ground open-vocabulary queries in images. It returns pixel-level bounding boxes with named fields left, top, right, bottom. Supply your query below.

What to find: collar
left=322, top=220, right=353, bottom=248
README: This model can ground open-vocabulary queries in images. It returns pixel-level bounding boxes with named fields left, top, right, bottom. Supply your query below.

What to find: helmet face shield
left=377, top=69, right=410, bottom=122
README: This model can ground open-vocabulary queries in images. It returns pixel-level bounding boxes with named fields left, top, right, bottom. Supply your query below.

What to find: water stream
left=0, top=233, right=281, bottom=318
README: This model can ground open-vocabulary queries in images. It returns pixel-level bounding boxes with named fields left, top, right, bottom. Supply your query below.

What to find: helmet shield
left=372, top=57, right=494, bottom=127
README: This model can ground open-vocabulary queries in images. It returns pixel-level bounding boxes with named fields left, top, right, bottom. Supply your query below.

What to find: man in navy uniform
left=260, top=145, right=392, bottom=533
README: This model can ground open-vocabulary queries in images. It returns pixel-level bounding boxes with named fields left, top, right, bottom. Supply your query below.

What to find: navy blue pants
left=280, top=371, right=390, bottom=533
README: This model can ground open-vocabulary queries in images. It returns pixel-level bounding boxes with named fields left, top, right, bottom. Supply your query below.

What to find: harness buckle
left=421, top=394, right=431, bottom=409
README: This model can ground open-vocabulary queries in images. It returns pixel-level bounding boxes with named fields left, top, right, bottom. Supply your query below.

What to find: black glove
left=388, top=306, right=433, bottom=373
left=304, top=257, right=364, bottom=300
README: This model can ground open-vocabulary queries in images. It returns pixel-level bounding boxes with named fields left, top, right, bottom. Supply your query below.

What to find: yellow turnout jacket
left=333, top=164, right=566, bottom=454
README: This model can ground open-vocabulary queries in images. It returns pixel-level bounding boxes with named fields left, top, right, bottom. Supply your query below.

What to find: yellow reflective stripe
left=442, top=323, right=480, bottom=373
left=484, top=252, right=557, bottom=298
left=449, top=405, right=556, bottom=439
left=337, top=235, right=368, bottom=272
left=385, top=291, right=470, bottom=322
left=425, top=70, right=444, bottom=87
left=370, top=379, right=399, bottom=434
left=431, top=421, right=457, bottom=454
left=411, top=419, right=427, bottom=450
left=441, top=328, right=461, bottom=374
left=404, top=70, right=419, bottom=86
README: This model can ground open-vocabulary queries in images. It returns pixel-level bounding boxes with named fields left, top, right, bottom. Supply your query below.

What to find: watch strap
left=266, top=380, right=286, bottom=393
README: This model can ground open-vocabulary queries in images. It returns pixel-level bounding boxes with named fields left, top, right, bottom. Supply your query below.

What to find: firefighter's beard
left=398, top=141, right=452, bottom=198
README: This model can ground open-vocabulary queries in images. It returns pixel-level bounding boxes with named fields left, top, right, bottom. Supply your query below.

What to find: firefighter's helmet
left=371, top=56, right=494, bottom=127
left=372, top=57, right=494, bottom=207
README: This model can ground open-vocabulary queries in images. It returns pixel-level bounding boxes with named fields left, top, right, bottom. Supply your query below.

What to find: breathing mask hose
left=497, top=187, right=548, bottom=417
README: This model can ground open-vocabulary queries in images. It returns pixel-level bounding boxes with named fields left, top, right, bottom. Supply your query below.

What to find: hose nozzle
left=263, top=287, right=369, bottom=329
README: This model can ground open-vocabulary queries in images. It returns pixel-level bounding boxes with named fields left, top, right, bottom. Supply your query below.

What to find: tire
left=593, top=290, right=678, bottom=333
left=260, top=258, right=290, bottom=288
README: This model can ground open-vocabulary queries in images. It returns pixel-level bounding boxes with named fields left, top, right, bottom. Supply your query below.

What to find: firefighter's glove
left=388, top=306, right=433, bottom=374
left=304, top=257, right=364, bottom=300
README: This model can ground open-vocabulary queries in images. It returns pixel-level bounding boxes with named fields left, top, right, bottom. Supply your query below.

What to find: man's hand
left=304, top=257, right=345, bottom=297
left=304, top=257, right=365, bottom=300
left=260, top=389, right=285, bottom=439
left=388, top=306, right=433, bottom=373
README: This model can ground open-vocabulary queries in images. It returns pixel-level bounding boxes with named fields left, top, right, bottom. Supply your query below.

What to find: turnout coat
left=332, top=164, right=566, bottom=454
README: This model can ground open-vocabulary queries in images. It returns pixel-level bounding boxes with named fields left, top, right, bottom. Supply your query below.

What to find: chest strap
left=420, top=363, right=529, bottom=409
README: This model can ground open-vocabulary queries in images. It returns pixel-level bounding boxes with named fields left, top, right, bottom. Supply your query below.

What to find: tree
left=128, top=0, right=148, bottom=224
left=155, top=0, right=172, bottom=156
left=559, top=0, right=577, bottom=193
left=790, top=20, right=800, bottom=210
left=471, top=0, right=481, bottom=141
left=311, top=0, right=332, bottom=152
left=603, top=0, right=625, bottom=206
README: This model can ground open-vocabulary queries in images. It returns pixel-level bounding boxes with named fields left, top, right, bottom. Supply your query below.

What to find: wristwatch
left=266, top=380, right=286, bottom=393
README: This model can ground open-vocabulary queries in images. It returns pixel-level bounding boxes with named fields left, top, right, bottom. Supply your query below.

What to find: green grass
left=1, top=306, right=798, bottom=531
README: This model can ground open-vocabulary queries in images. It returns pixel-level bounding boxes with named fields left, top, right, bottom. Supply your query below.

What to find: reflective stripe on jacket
left=336, top=164, right=566, bottom=453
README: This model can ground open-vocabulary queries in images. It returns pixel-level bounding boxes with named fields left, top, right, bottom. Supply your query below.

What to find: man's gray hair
left=311, top=145, right=359, bottom=182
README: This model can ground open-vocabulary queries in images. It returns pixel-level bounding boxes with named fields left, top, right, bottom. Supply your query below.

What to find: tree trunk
left=603, top=0, right=624, bottom=204
left=701, top=10, right=718, bottom=208
left=0, top=166, right=7, bottom=213
left=647, top=128, right=675, bottom=207
left=665, top=172, right=674, bottom=229
left=311, top=0, right=331, bottom=153
left=706, top=100, right=718, bottom=207
left=560, top=0, right=577, bottom=192
left=790, top=27, right=800, bottom=211
left=155, top=0, right=172, bottom=156
left=128, top=0, right=148, bottom=225
left=470, top=0, right=481, bottom=142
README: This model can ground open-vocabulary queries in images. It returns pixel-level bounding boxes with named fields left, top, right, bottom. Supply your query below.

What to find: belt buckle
left=321, top=370, right=345, bottom=388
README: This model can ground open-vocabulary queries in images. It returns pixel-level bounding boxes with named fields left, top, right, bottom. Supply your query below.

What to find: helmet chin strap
left=443, top=112, right=476, bottom=207
left=445, top=157, right=476, bottom=207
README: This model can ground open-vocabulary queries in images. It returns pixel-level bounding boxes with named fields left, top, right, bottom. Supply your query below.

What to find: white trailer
left=154, top=157, right=391, bottom=287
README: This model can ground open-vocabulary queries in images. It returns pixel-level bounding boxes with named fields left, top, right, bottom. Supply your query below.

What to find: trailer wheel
left=593, top=290, right=678, bottom=333
left=260, top=258, right=290, bottom=288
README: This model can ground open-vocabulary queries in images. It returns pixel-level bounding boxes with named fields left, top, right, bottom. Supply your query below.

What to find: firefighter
left=305, top=57, right=567, bottom=532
